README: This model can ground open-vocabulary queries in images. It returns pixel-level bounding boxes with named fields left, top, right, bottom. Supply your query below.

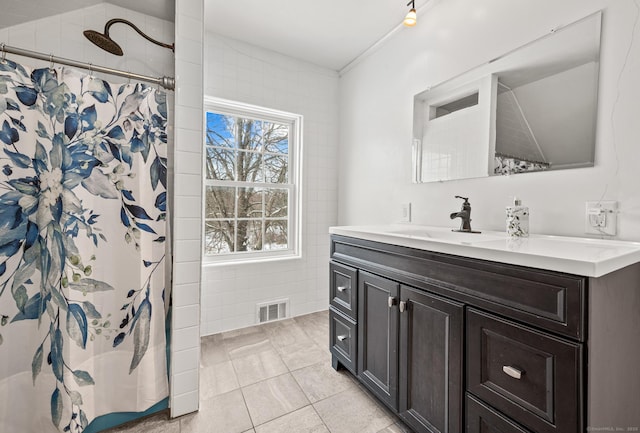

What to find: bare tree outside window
left=204, top=111, right=291, bottom=255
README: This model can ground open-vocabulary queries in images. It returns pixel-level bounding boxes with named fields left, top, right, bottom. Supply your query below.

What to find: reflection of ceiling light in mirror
left=404, top=0, right=417, bottom=27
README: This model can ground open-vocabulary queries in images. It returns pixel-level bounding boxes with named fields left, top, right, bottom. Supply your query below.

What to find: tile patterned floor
left=103, top=310, right=412, bottom=433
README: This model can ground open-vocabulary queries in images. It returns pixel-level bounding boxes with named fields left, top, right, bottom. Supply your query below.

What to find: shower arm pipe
left=103, top=18, right=175, bottom=52
left=0, top=43, right=175, bottom=91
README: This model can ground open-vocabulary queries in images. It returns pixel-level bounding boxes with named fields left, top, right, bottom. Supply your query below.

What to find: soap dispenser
left=506, top=197, right=529, bottom=237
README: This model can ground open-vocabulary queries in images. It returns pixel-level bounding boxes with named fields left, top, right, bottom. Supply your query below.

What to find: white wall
left=338, top=0, right=640, bottom=241
left=200, top=32, right=339, bottom=334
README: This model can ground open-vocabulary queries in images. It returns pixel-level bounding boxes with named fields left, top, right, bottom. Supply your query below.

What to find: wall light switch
left=400, top=203, right=412, bottom=223
left=585, top=201, right=617, bottom=236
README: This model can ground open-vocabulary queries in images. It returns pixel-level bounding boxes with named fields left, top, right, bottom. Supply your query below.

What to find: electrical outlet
left=585, top=201, right=617, bottom=236
left=400, top=203, right=412, bottom=223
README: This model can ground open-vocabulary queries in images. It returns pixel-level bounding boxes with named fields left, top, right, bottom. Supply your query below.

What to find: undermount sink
left=385, top=226, right=506, bottom=244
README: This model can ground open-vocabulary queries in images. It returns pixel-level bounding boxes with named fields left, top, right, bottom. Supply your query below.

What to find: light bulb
left=404, top=8, right=417, bottom=27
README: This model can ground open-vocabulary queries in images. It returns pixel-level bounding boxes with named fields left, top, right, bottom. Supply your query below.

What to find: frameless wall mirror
left=412, top=11, right=602, bottom=183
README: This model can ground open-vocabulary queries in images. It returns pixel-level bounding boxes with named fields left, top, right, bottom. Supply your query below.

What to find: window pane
left=263, top=154, right=288, bottom=183
left=264, top=220, right=288, bottom=250
left=205, top=186, right=235, bottom=219
left=204, top=220, right=235, bottom=254
left=250, top=120, right=263, bottom=150
left=237, top=188, right=263, bottom=218
left=236, top=220, right=263, bottom=252
left=205, top=148, right=235, bottom=180
left=263, top=122, right=289, bottom=154
left=265, top=189, right=288, bottom=218
left=237, top=118, right=262, bottom=152
left=206, top=113, right=236, bottom=148
left=203, top=102, right=299, bottom=258
left=237, top=151, right=263, bottom=182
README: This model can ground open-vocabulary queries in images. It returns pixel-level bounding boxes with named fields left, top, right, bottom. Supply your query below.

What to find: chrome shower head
left=84, top=19, right=174, bottom=56
left=83, top=29, right=124, bottom=56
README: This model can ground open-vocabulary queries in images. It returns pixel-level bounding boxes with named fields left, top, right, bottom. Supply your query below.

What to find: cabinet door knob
left=337, top=335, right=347, bottom=342
left=388, top=296, right=397, bottom=308
left=337, top=286, right=348, bottom=292
left=502, top=365, right=524, bottom=380
left=399, top=300, right=407, bottom=313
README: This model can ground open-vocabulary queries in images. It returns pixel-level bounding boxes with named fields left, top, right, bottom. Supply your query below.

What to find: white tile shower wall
left=171, top=0, right=203, bottom=418
left=201, top=32, right=339, bottom=335
left=0, top=3, right=174, bottom=79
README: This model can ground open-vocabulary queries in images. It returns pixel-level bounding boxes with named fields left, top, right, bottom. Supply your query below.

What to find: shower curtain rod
left=0, top=43, right=175, bottom=91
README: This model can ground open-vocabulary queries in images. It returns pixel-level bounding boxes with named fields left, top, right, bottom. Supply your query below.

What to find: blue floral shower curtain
left=0, top=60, right=168, bottom=432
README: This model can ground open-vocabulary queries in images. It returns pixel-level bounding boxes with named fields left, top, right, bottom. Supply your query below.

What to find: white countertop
left=329, top=225, right=640, bottom=277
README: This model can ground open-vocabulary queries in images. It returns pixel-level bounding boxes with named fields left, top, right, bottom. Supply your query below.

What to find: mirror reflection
left=412, top=11, right=602, bottom=183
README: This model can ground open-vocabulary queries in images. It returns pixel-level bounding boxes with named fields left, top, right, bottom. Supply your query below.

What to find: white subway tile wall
left=170, top=390, right=199, bottom=419
left=173, top=282, right=200, bottom=308
left=174, top=304, right=201, bottom=329
left=171, top=0, right=204, bottom=417
left=171, top=369, right=199, bottom=397
left=172, top=325, right=201, bottom=352
left=172, top=346, right=200, bottom=372
left=201, top=32, right=339, bottom=335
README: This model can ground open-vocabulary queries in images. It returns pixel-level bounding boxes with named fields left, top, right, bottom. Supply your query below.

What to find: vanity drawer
left=329, top=307, right=357, bottom=374
left=467, top=309, right=582, bottom=433
left=466, top=394, right=532, bottom=433
left=330, top=261, right=358, bottom=320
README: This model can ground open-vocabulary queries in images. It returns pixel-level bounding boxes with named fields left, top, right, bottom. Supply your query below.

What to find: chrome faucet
left=450, top=196, right=479, bottom=233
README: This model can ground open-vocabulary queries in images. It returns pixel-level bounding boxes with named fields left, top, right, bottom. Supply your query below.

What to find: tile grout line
left=227, top=345, right=256, bottom=430
left=309, top=404, right=334, bottom=433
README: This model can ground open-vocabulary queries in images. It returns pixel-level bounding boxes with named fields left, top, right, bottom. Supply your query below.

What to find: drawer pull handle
left=337, top=335, right=348, bottom=342
left=337, top=286, right=348, bottom=292
left=399, top=300, right=407, bottom=313
left=388, top=296, right=397, bottom=308
left=502, top=365, right=524, bottom=380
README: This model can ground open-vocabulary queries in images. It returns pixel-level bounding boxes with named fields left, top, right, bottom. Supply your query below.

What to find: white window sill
left=202, top=252, right=302, bottom=267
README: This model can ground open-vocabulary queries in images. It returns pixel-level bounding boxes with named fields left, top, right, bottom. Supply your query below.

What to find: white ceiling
left=204, top=0, right=431, bottom=71
left=1, top=0, right=429, bottom=72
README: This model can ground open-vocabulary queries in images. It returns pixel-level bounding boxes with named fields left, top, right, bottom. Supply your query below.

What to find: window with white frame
left=203, top=97, right=302, bottom=261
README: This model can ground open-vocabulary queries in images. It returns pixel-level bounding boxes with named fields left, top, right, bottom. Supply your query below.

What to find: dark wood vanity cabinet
left=350, top=271, right=464, bottom=432
left=329, top=234, right=594, bottom=433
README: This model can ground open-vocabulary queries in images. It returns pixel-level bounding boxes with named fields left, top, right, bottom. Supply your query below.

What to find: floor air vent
left=257, top=299, right=289, bottom=323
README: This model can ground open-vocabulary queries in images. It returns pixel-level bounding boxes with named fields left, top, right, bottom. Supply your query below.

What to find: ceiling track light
left=404, top=0, right=417, bottom=27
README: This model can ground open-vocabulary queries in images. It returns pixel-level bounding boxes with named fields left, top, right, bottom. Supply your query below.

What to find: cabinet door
left=398, top=285, right=464, bottom=433
left=357, top=271, right=400, bottom=410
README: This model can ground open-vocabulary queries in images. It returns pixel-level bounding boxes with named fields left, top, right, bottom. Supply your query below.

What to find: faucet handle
left=454, top=195, right=469, bottom=203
